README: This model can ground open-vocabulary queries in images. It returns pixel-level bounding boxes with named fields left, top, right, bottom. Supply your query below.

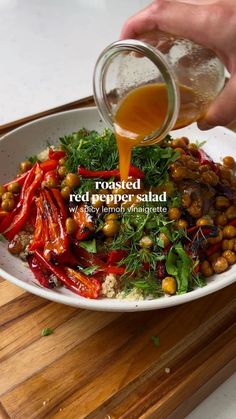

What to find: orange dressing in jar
left=114, top=82, right=200, bottom=181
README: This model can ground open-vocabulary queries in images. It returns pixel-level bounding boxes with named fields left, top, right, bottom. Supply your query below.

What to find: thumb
left=198, top=76, right=236, bottom=129
left=121, top=0, right=212, bottom=48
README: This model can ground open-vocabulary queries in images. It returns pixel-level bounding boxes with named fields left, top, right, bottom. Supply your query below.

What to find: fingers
left=198, top=75, right=236, bottom=129
left=120, top=0, right=212, bottom=47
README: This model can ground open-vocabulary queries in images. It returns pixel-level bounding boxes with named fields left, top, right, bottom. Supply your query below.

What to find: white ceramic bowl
left=0, top=107, right=236, bottom=311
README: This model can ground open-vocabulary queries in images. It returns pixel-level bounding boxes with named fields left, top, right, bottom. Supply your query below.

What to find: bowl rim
left=0, top=107, right=236, bottom=311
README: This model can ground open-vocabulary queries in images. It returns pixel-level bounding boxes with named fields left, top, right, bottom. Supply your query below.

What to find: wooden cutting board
left=0, top=279, right=235, bottom=419
left=0, top=100, right=236, bottom=418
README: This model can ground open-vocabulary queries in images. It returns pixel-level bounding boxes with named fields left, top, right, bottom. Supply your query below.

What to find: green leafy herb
left=195, top=140, right=207, bottom=149
left=0, top=234, right=5, bottom=241
left=27, top=155, right=40, bottom=164
left=151, top=335, right=160, bottom=347
left=41, top=327, right=54, bottom=337
left=81, top=265, right=99, bottom=275
left=79, top=239, right=97, bottom=253
left=166, top=243, right=193, bottom=294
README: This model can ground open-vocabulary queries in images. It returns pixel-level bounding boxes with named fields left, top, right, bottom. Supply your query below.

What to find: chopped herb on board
left=41, top=327, right=54, bottom=337
left=151, top=335, right=160, bottom=347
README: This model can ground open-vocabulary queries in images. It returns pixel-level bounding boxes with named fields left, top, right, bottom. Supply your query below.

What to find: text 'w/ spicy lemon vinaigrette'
left=93, top=36, right=225, bottom=181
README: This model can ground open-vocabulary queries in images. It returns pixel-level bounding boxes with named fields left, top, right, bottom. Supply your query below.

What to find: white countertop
left=0, top=1, right=235, bottom=417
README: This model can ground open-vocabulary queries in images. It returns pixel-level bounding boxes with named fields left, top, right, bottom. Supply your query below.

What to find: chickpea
left=168, top=207, right=181, bottom=221
left=8, top=238, right=23, bottom=255
left=159, top=232, right=170, bottom=247
left=187, top=202, right=202, bottom=219
left=223, top=156, right=235, bottom=169
left=201, top=171, right=219, bottom=186
left=176, top=219, right=188, bottom=229
left=65, top=173, right=80, bottom=189
left=186, top=159, right=199, bottom=170
left=171, top=138, right=187, bottom=149
left=199, top=165, right=209, bottom=173
left=225, top=205, right=236, bottom=220
left=45, top=178, right=58, bottom=188
left=188, top=143, right=199, bottom=155
left=102, top=220, right=120, bottom=237
left=105, top=213, right=120, bottom=221
left=58, top=166, right=67, bottom=178
left=65, top=217, right=77, bottom=235
left=215, top=196, right=230, bottom=210
left=182, top=193, right=191, bottom=208
left=61, top=186, right=71, bottom=200
left=200, top=260, right=213, bottom=277
left=163, top=181, right=175, bottom=197
left=175, top=147, right=185, bottom=155
left=208, top=229, right=223, bottom=244
left=20, top=160, right=32, bottom=173
left=222, top=239, right=235, bottom=251
left=0, top=185, right=6, bottom=200
left=7, top=182, right=20, bottom=193
left=58, top=157, right=66, bottom=166
left=99, top=188, right=109, bottom=195
left=212, top=257, right=229, bottom=274
left=222, top=225, right=236, bottom=239
left=162, top=277, right=177, bottom=295
left=171, top=166, right=187, bottom=181
left=2, top=191, right=13, bottom=201
left=139, top=235, right=153, bottom=248
left=1, top=199, right=15, bottom=211
left=181, top=136, right=189, bottom=145
left=196, top=216, right=213, bottom=227
left=215, top=213, right=228, bottom=226
left=219, top=166, right=232, bottom=182
left=222, top=250, right=236, bottom=265
left=91, top=195, right=102, bottom=208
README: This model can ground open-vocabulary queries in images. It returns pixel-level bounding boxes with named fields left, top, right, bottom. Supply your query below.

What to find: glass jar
left=93, top=33, right=225, bottom=145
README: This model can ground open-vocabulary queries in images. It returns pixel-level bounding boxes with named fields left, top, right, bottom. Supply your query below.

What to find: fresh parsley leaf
left=81, top=265, right=99, bottom=275
left=151, top=335, right=160, bottom=347
left=79, top=239, right=97, bottom=253
left=41, top=327, right=54, bottom=337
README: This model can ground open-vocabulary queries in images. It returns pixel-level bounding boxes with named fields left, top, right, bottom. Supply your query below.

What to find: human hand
left=120, top=0, right=236, bottom=130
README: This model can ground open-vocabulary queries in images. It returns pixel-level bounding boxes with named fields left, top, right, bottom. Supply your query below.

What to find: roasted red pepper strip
left=195, top=149, right=220, bottom=174
left=34, top=250, right=101, bottom=298
left=40, top=159, right=58, bottom=172
left=106, top=266, right=126, bottom=275
left=29, top=195, right=45, bottom=251
left=28, top=255, right=55, bottom=289
left=72, top=203, right=95, bottom=241
left=48, top=148, right=65, bottom=160
left=78, top=165, right=144, bottom=179
left=229, top=218, right=236, bottom=227
left=50, top=188, right=68, bottom=220
left=205, top=242, right=222, bottom=257
left=42, top=189, right=68, bottom=258
left=3, top=164, right=44, bottom=240
left=107, top=250, right=127, bottom=265
left=3, top=170, right=30, bottom=188
left=74, top=246, right=106, bottom=270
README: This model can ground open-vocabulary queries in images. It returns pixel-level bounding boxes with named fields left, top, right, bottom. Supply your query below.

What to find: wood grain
left=0, top=279, right=235, bottom=419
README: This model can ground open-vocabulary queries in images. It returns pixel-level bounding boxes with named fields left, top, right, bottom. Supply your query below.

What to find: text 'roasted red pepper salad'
left=1, top=129, right=236, bottom=300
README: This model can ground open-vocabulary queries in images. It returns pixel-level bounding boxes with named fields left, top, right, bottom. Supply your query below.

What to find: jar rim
left=93, top=39, right=180, bottom=144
